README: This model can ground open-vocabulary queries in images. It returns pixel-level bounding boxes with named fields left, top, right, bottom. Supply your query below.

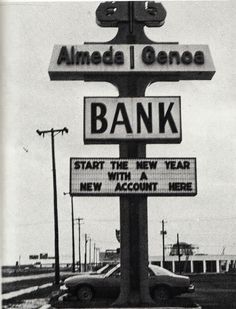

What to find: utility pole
left=93, top=243, right=96, bottom=266
left=63, top=192, right=75, bottom=273
left=160, top=220, right=167, bottom=268
left=177, top=233, right=181, bottom=274
left=36, top=127, right=68, bottom=285
left=84, top=233, right=88, bottom=272
left=95, top=246, right=98, bottom=266
left=75, top=217, right=83, bottom=272
left=89, top=237, right=92, bottom=270
left=96, top=247, right=100, bottom=265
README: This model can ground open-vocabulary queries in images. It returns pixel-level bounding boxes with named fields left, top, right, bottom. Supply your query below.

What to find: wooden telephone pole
left=37, top=127, right=68, bottom=285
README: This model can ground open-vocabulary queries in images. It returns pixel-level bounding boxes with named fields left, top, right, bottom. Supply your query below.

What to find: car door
left=148, top=267, right=159, bottom=290
left=100, top=267, right=121, bottom=298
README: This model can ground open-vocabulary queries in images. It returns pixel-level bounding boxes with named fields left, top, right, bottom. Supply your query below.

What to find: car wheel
left=76, top=285, right=93, bottom=302
left=152, top=286, right=170, bottom=302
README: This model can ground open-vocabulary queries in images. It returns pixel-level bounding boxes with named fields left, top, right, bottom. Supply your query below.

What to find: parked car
left=93, top=264, right=117, bottom=275
left=62, top=264, right=194, bottom=302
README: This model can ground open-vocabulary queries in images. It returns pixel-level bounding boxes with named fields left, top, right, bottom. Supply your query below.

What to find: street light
left=64, top=192, right=75, bottom=273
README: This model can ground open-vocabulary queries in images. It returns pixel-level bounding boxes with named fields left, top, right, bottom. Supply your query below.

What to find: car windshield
left=96, top=264, right=117, bottom=274
left=105, top=264, right=120, bottom=278
left=149, top=265, right=174, bottom=276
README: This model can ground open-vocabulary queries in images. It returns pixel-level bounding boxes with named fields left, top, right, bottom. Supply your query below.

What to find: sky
left=1, top=1, right=236, bottom=265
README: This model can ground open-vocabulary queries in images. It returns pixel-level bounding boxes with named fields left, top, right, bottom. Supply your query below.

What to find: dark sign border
left=83, top=96, right=182, bottom=144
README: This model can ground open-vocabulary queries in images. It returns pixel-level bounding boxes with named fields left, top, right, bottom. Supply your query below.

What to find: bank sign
left=70, top=158, right=197, bottom=196
left=49, top=44, right=215, bottom=80
left=84, top=97, right=181, bottom=144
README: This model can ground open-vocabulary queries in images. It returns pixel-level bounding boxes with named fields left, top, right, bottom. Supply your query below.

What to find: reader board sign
left=70, top=158, right=197, bottom=196
left=49, top=44, right=215, bottom=80
left=84, top=97, right=181, bottom=144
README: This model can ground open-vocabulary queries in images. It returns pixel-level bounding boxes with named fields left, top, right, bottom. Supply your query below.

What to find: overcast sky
left=1, top=1, right=236, bottom=265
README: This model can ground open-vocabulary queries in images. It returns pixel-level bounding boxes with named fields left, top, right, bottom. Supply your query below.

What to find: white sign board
left=49, top=44, right=215, bottom=80
left=84, top=97, right=181, bottom=144
left=70, top=158, right=197, bottom=196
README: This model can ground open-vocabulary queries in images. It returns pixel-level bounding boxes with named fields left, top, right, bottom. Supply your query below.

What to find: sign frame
left=69, top=157, right=197, bottom=197
left=83, top=96, right=182, bottom=144
left=49, top=44, right=215, bottom=81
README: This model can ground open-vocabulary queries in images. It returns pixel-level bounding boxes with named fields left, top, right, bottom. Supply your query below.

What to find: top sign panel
left=49, top=44, right=215, bottom=81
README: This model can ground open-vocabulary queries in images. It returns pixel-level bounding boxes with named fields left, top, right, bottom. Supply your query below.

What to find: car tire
left=152, top=286, right=170, bottom=302
left=76, top=285, right=93, bottom=302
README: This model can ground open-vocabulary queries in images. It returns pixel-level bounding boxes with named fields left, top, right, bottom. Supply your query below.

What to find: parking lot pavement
left=2, top=298, right=50, bottom=309
left=186, top=287, right=236, bottom=309
left=49, top=286, right=236, bottom=309
left=49, top=293, right=200, bottom=308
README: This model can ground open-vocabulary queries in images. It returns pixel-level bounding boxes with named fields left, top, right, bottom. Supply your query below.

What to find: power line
left=151, top=216, right=236, bottom=223
left=16, top=216, right=236, bottom=227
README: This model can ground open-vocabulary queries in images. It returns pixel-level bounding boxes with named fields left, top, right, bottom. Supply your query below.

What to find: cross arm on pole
left=36, top=127, right=68, bottom=137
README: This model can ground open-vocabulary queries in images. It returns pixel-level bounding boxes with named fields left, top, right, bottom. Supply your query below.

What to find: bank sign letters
left=49, top=8, right=215, bottom=198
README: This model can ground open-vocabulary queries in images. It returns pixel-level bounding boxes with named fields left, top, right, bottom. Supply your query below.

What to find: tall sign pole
left=49, top=1, right=215, bottom=305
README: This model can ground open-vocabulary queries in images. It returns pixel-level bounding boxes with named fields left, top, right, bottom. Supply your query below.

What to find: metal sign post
left=49, top=1, right=215, bottom=306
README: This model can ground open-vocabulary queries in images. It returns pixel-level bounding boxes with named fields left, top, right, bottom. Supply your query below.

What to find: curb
left=2, top=283, right=52, bottom=301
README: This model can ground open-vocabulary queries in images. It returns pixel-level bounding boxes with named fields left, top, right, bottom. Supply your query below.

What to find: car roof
left=105, top=263, right=175, bottom=278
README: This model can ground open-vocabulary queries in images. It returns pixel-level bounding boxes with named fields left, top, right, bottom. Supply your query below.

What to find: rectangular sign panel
left=84, top=97, right=181, bottom=144
left=49, top=44, right=215, bottom=80
left=70, top=158, right=197, bottom=196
